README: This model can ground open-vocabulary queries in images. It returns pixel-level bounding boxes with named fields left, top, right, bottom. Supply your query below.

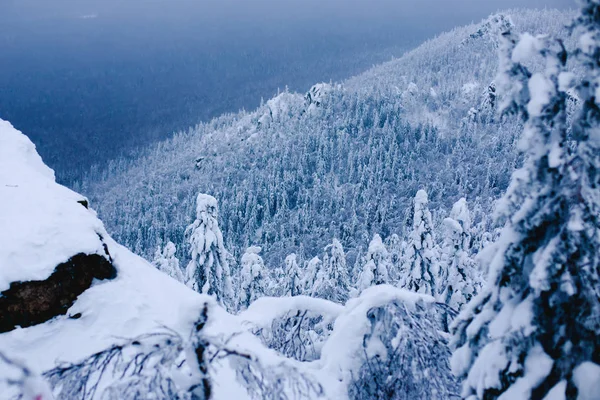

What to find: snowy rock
left=0, top=118, right=117, bottom=332
left=0, top=119, right=114, bottom=293
left=0, top=119, right=215, bottom=392
left=305, top=83, right=334, bottom=110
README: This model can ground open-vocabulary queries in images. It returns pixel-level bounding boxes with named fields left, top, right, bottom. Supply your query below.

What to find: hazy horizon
left=0, top=0, right=573, bottom=183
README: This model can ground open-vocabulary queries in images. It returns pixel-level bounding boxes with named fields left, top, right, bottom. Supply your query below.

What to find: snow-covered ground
left=0, top=118, right=252, bottom=399
left=0, top=119, right=109, bottom=291
left=1, top=119, right=437, bottom=399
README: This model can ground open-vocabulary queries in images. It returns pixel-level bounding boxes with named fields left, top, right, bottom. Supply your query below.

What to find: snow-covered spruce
left=438, top=198, right=481, bottom=330
left=356, top=234, right=392, bottom=293
left=400, top=190, right=441, bottom=296
left=385, top=233, right=404, bottom=283
left=185, top=193, right=234, bottom=308
left=152, top=241, right=185, bottom=283
left=312, top=239, right=352, bottom=303
left=451, top=10, right=600, bottom=400
left=282, top=253, right=303, bottom=297
left=302, top=256, right=323, bottom=296
left=237, top=246, right=272, bottom=311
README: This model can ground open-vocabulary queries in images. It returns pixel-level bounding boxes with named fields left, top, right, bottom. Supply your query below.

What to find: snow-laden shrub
left=40, top=302, right=323, bottom=400
left=320, top=285, right=458, bottom=399
left=348, top=300, right=459, bottom=400
left=240, top=296, right=343, bottom=362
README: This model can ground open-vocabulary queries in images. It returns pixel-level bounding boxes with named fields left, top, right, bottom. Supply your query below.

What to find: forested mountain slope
left=78, top=9, right=574, bottom=267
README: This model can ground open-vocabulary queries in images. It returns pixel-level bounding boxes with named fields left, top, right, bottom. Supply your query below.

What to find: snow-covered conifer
left=302, top=256, right=322, bottom=295
left=282, top=253, right=303, bottom=297
left=185, top=193, right=233, bottom=307
left=451, top=12, right=600, bottom=399
left=439, top=199, right=481, bottom=330
left=400, top=190, right=440, bottom=295
left=356, top=234, right=391, bottom=292
left=312, top=239, right=351, bottom=303
left=152, top=241, right=185, bottom=283
left=385, top=233, right=403, bottom=283
left=238, top=246, right=271, bottom=311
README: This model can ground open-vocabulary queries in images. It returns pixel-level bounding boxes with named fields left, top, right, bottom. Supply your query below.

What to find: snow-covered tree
left=312, top=238, right=351, bottom=303
left=321, top=285, right=460, bottom=400
left=185, top=193, right=233, bottom=307
left=385, top=233, right=403, bottom=283
left=401, top=190, right=441, bottom=295
left=281, top=253, right=303, bottom=297
left=302, top=256, right=323, bottom=295
left=356, top=234, right=391, bottom=292
left=238, top=246, right=271, bottom=311
left=451, top=12, right=600, bottom=399
left=438, top=199, right=481, bottom=330
left=152, top=241, right=185, bottom=283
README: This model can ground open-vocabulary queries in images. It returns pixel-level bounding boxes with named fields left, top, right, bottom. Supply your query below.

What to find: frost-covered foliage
left=312, top=239, right=351, bottom=303
left=384, top=234, right=403, bottom=282
left=302, top=256, right=323, bottom=296
left=79, top=10, right=574, bottom=269
left=185, top=194, right=234, bottom=308
left=439, top=199, right=481, bottom=329
left=451, top=7, right=600, bottom=399
left=349, top=301, right=460, bottom=400
left=237, top=246, right=271, bottom=311
left=356, top=234, right=391, bottom=293
left=401, top=190, right=441, bottom=295
left=240, top=296, right=343, bottom=363
left=282, top=253, right=303, bottom=297
left=153, top=241, right=185, bottom=283
left=462, top=14, right=514, bottom=47
left=40, top=303, right=323, bottom=400
left=319, top=285, right=458, bottom=399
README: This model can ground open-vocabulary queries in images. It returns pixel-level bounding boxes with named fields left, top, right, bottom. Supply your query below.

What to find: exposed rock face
left=0, top=253, right=116, bottom=333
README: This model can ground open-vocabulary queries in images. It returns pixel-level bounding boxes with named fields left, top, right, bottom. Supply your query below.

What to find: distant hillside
left=79, top=8, right=575, bottom=268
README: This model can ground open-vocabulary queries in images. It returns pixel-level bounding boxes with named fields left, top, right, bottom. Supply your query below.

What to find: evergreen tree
left=439, top=199, right=481, bottom=330
left=401, top=190, right=440, bottom=295
left=385, top=233, right=403, bottom=284
left=185, top=193, right=234, bottom=308
left=357, top=234, right=391, bottom=292
left=152, top=241, right=185, bottom=283
left=238, top=246, right=271, bottom=311
left=283, top=253, right=303, bottom=297
left=312, top=239, right=351, bottom=303
left=302, top=256, right=323, bottom=295
left=451, top=12, right=600, bottom=399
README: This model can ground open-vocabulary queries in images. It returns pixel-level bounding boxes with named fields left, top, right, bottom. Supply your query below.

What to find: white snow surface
left=317, top=284, right=433, bottom=398
left=0, top=120, right=249, bottom=398
left=239, top=296, right=344, bottom=330
left=573, top=362, right=600, bottom=400
left=0, top=119, right=108, bottom=292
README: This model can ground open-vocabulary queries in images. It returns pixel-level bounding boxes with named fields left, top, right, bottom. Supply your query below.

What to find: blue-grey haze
left=0, top=0, right=572, bottom=183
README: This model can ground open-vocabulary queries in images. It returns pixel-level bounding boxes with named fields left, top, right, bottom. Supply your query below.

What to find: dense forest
left=78, top=9, right=573, bottom=270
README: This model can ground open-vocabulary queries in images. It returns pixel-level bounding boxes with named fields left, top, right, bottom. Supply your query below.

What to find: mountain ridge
left=78, top=8, right=575, bottom=269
